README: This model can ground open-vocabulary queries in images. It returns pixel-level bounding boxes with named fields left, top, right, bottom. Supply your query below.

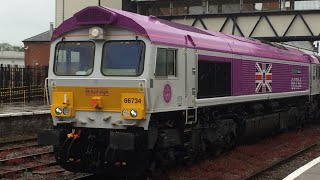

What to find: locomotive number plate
left=121, top=93, right=145, bottom=106
left=121, top=93, right=145, bottom=120
left=123, top=97, right=142, bottom=104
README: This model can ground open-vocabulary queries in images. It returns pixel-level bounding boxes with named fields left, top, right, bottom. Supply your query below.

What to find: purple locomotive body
left=40, top=6, right=320, bottom=176
left=199, top=55, right=310, bottom=96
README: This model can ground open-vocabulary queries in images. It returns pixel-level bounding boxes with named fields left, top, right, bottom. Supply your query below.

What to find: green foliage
left=0, top=43, right=24, bottom=52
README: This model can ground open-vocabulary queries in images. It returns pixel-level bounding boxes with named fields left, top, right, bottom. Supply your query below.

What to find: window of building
left=221, top=0, right=240, bottom=13
left=172, top=0, right=205, bottom=15
left=294, top=0, right=320, bottom=10
left=254, top=0, right=280, bottom=11
left=208, top=0, right=221, bottom=13
left=138, top=1, right=171, bottom=16
left=155, top=48, right=177, bottom=77
left=243, top=0, right=254, bottom=12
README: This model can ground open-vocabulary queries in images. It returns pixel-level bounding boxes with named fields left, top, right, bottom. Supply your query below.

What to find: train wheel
left=54, top=142, right=85, bottom=173
left=288, top=107, right=299, bottom=129
left=224, top=132, right=236, bottom=150
left=147, top=151, right=169, bottom=179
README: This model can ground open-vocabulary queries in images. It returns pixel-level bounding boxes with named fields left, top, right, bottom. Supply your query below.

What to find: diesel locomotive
left=38, top=6, right=320, bottom=176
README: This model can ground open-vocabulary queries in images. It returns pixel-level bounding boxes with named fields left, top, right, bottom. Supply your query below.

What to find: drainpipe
left=49, top=22, right=54, bottom=38
left=0, top=48, right=3, bottom=65
left=62, top=0, right=65, bottom=22
left=317, top=41, right=320, bottom=56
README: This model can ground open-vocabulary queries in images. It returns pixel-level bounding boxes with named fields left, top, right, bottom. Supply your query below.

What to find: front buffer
left=39, top=126, right=149, bottom=176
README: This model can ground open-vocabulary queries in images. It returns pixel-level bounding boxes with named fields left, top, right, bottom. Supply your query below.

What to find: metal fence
left=0, top=65, right=48, bottom=104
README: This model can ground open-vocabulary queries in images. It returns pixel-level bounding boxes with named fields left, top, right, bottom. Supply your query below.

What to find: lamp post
left=0, top=48, right=3, bottom=65
left=317, top=41, right=320, bottom=56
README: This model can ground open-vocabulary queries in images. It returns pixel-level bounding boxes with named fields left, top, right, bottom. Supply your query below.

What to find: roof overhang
left=52, top=6, right=148, bottom=41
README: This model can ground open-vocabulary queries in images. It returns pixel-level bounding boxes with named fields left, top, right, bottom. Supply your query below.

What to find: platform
left=284, top=156, right=320, bottom=180
left=0, top=102, right=50, bottom=117
left=0, top=102, right=51, bottom=143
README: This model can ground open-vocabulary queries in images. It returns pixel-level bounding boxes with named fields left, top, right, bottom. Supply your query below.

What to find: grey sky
left=0, top=0, right=55, bottom=46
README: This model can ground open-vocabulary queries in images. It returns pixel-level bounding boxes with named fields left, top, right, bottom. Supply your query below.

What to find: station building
left=0, top=51, right=24, bottom=67
left=55, top=0, right=133, bottom=26
left=134, top=0, right=320, bottom=16
left=23, top=24, right=53, bottom=67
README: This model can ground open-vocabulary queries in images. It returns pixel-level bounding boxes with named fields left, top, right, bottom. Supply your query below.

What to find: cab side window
left=155, top=48, right=177, bottom=77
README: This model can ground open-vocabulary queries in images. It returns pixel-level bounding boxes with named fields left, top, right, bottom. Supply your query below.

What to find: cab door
left=149, top=46, right=186, bottom=112
left=185, top=48, right=197, bottom=108
left=310, top=65, right=320, bottom=96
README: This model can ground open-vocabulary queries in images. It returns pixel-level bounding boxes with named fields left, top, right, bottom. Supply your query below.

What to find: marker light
left=63, top=107, right=70, bottom=115
left=122, top=109, right=129, bottom=118
left=55, top=107, right=63, bottom=115
left=91, top=28, right=100, bottom=37
left=130, top=109, right=138, bottom=118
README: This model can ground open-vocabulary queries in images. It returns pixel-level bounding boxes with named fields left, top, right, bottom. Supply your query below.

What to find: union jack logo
left=255, top=62, right=272, bottom=93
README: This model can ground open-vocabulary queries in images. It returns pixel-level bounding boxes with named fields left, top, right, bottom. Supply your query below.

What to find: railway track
left=242, top=141, right=320, bottom=180
left=169, top=126, right=320, bottom=179
left=0, top=144, right=55, bottom=178
left=2, top=128, right=320, bottom=179
left=0, top=139, right=39, bottom=154
left=0, top=138, right=91, bottom=179
left=0, top=138, right=38, bottom=149
left=69, top=130, right=320, bottom=180
left=71, top=174, right=94, bottom=180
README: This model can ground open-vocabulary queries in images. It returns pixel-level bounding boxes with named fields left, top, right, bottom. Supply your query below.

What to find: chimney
left=50, top=22, right=54, bottom=38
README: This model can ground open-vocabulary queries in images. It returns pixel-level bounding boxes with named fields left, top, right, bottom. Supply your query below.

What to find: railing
left=136, top=0, right=320, bottom=16
left=0, top=65, right=48, bottom=104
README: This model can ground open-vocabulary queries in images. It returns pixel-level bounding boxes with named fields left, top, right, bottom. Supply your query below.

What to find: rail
left=242, top=140, right=320, bottom=180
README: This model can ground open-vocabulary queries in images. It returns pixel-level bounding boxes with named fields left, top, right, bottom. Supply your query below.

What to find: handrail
left=44, top=78, right=50, bottom=105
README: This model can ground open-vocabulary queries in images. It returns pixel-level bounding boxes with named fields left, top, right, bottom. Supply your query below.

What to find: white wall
left=0, top=59, right=25, bottom=66
left=56, top=0, right=122, bottom=26
left=0, top=51, right=25, bottom=66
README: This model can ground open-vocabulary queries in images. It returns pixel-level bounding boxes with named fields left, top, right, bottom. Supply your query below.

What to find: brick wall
left=24, top=42, right=50, bottom=67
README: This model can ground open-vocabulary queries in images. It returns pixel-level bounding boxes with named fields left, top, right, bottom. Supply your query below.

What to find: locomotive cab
left=47, top=27, right=152, bottom=129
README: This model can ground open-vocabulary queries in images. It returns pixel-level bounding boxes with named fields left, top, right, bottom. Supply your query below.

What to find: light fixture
left=63, top=107, right=70, bottom=115
left=91, top=28, right=100, bottom=37
left=55, top=107, right=63, bottom=115
left=130, top=109, right=138, bottom=118
left=122, top=109, right=129, bottom=118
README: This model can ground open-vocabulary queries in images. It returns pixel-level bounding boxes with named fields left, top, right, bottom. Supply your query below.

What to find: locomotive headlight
left=91, top=28, right=100, bottom=37
left=122, top=109, right=129, bottom=118
left=130, top=109, right=138, bottom=118
left=55, top=107, right=63, bottom=115
left=63, top=107, right=70, bottom=115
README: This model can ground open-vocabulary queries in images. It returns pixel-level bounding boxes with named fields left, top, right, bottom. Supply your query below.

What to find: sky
left=0, top=0, right=55, bottom=46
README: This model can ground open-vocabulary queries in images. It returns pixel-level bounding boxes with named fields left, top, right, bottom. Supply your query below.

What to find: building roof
left=52, top=6, right=319, bottom=64
left=0, top=51, right=24, bottom=60
left=23, top=30, right=51, bottom=42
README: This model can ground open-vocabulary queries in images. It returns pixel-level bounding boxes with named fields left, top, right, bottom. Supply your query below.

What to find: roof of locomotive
left=52, top=6, right=319, bottom=64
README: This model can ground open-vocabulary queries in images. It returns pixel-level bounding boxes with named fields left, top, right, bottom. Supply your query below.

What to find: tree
left=0, top=43, right=24, bottom=52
